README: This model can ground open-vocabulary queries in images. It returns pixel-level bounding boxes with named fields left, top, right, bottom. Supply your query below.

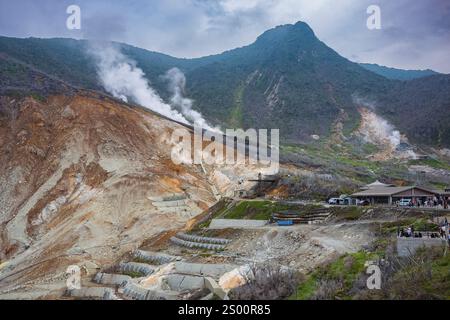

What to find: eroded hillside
left=0, top=92, right=264, bottom=298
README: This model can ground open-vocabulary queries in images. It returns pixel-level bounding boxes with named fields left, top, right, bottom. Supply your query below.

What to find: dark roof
left=352, top=186, right=411, bottom=197
left=352, top=186, right=439, bottom=197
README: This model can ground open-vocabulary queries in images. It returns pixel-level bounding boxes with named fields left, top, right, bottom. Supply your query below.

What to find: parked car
left=358, top=199, right=370, bottom=206
left=398, top=198, right=412, bottom=206
left=328, top=198, right=340, bottom=205
left=342, top=197, right=357, bottom=205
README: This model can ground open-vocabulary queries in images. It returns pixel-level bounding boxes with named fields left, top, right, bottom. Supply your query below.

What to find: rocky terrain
left=0, top=91, right=266, bottom=298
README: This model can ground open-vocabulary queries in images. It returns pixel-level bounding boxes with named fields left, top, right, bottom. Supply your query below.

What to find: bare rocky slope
left=0, top=91, right=264, bottom=298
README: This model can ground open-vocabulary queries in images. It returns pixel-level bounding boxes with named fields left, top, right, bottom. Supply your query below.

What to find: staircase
left=272, top=208, right=333, bottom=225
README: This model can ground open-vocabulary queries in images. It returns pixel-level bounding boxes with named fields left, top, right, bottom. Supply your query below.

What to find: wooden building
left=352, top=185, right=439, bottom=206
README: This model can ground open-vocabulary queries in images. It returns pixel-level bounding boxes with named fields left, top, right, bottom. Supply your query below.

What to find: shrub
left=229, top=262, right=301, bottom=300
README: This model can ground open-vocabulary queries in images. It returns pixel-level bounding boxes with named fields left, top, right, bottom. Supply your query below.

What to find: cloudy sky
left=1, top=0, right=449, bottom=72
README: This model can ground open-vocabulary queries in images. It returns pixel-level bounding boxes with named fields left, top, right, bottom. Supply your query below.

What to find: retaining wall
left=152, top=200, right=186, bottom=208
left=172, top=262, right=236, bottom=278
left=208, top=219, right=268, bottom=229
left=396, top=237, right=446, bottom=257
left=133, top=250, right=179, bottom=265
left=121, top=282, right=179, bottom=300
left=163, top=274, right=206, bottom=291
left=68, top=287, right=118, bottom=300
left=170, top=237, right=226, bottom=250
left=93, top=273, right=131, bottom=286
left=176, top=232, right=231, bottom=244
left=118, top=262, right=155, bottom=276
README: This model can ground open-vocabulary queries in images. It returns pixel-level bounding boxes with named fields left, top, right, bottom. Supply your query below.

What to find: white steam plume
left=88, top=43, right=189, bottom=124
left=163, top=68, right=222, bottom=133
left=361, top=110, right=401, bottom=147
left=358, top=107, right=418, bottom=159
left=353, top=94, right=401, bottom=148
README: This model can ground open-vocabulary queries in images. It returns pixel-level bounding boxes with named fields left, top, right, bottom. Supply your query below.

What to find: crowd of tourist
left=395, top=196, right=450, bottom=209
left=397, top=218, right=450, bottom=245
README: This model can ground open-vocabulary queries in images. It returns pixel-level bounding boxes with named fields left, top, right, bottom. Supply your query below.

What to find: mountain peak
left=255, top=21, right=317, bottom=46
left=293, top=21, right=315, bottom=32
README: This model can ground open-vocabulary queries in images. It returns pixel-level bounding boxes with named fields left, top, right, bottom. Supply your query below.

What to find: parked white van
left=398, top=198, right=412, bottom=206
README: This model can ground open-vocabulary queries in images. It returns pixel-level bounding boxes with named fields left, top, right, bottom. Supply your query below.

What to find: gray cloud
left=0, top=0, right=449, bottom=72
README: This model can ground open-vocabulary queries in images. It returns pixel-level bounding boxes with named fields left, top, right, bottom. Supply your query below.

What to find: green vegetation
left=195, top=220, right=212, bottom=230
left=427, top=252, right=450, bottom=299
left=361, top=142, right=380, bottom=155
left=291, top=275, right=316, bottom=300
left=379, top=218, right=440, bottom=235
left=335, top=155, right=381, bottom=172
left=208, top=199, right=331, bottom=221
left=409, top=158, right=450, bottom=171
left=366, top=246, right=450, bottom=300
left=292, top=244, right=449, bottom=300
left=30, top=93, right=46, bottom=103
left=280, top=141, right=387, bottom=189
left=327, top=251, right=376, bottom=289
left=359, top=63, right=440, bottom=80
left=431, top=182, right=448, bottom=190
left=121, top=271, right=145, bottom=278
left=214, top=200, right=294, bottom=220
left=229, top=82, right=245, bottom=127
left=209, top=199, right=370, bottom=223
left=292, top=251, right=376, bottom=300
left=333, top=206, right=365, bottom=221
left=292, top=214, right=448, bottom=300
